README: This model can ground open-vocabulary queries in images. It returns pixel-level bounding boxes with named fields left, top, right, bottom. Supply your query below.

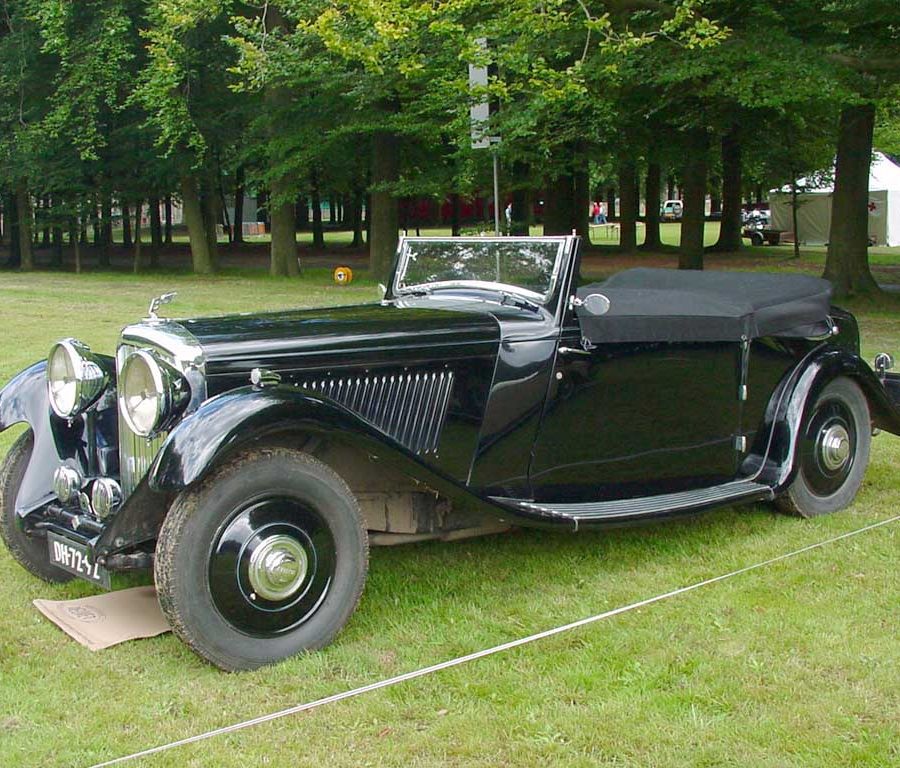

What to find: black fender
left=0, top=362, right=80, bottom=516
left=148, top=385, right=498, bottom=518
left=762, top=347, right=900, bottom=492
left=1, top=359, right=119, bottom=518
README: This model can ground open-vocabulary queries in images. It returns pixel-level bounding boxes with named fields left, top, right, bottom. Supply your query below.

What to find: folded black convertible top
left=576, top=268, right=833, bottom=344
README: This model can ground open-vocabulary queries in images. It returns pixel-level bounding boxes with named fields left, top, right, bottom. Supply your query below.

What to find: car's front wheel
left=775, top=377, right=871, bottom=518
left=154, top=447, right=368, bottom=671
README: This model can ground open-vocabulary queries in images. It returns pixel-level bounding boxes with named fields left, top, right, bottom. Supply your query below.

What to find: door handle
left=558, top=346, right=591, bottom=356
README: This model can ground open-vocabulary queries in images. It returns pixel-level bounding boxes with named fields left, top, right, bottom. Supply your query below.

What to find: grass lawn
left=0, top=267, right=897, bottom=768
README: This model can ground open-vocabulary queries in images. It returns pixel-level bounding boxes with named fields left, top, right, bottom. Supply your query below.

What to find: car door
left=528, top=315, right=743, bottom=504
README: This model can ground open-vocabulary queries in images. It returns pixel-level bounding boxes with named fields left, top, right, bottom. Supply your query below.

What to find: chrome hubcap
left=819, top=424, right=851, bottom=471
left=247, top=534, right=308, bottom=601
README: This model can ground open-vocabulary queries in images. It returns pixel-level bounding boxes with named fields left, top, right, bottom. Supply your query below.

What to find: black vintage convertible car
left=1, top=236, right=898, bottom=669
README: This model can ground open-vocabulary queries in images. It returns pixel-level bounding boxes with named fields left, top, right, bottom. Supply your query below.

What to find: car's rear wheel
left=155, top=447, right=368, bottom=671
left=775, top=378, right=871, bottom=518
left=0, top=430, right=74, bottom=583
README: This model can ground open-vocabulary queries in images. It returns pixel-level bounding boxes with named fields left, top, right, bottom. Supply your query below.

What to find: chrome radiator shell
left=116, top=322, right=207, bottom=497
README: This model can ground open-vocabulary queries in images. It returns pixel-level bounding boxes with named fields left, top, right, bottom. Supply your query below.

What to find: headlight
left=119, top=349, right=189, bottom=437
left=47, top=340, right=109, bottom=418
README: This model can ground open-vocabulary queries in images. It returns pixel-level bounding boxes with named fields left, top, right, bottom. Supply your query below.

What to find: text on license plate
left=48, top=533, right=110, bottom=588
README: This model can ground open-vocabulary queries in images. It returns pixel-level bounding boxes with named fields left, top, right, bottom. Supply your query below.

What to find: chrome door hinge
left=738, top=337, right=750, bottom=402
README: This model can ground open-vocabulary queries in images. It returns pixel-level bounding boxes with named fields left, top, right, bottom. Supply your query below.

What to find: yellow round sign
left=333, top=266, right=353, bottom=285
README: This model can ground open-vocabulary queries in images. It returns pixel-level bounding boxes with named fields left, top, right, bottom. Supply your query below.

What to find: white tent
left=769, top=152, right=900, bottom=246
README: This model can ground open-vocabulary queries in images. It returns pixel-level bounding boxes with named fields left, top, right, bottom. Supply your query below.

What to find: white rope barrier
left=89, top=514, right=899, bottom=768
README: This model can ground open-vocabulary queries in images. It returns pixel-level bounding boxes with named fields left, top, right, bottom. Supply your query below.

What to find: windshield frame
left=391, top=236, right=569, bottom=304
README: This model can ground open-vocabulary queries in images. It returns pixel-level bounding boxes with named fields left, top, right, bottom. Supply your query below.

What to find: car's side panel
left=529, top=331, right=743, bottom=503
left=467, top=337, right=557, bottom=496
left=741, top=338, right=812, bottom=458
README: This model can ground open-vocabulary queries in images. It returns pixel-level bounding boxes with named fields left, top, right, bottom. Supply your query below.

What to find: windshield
left=393, top=237, right=567, bottom=302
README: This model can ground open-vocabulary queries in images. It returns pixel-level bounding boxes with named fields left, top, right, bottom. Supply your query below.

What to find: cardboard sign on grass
left=33, top=586, right=170, bottom=651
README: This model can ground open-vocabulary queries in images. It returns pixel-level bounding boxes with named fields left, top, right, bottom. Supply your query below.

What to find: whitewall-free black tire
left=154, top=447, right=368, bottom=671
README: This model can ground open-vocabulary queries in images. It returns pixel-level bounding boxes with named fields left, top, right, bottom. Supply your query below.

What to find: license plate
left=47, top=532, right=111, bottom=589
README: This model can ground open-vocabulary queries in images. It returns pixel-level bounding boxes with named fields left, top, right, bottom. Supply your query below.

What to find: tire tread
left=154, top=446, right=368, bottom=670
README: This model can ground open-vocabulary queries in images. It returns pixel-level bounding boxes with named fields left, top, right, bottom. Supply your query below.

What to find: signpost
left=469, top=39, right=501, bottom=235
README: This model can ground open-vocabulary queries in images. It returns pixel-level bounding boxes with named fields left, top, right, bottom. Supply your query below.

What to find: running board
left=490, top=481, right=774, bottom=530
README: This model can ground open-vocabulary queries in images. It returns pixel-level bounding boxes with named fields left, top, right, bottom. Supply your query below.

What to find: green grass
left=0, top=267, right=898, bottom=768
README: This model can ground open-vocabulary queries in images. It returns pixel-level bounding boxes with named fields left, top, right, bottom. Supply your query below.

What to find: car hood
left=178, top=301, right=501, bottom=381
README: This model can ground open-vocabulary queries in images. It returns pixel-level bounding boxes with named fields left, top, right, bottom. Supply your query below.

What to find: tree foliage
left=0, top=0, right=896, bottom=291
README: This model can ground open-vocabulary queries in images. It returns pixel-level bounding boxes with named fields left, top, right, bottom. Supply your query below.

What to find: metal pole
left=492, top=149, right=500, bottom=236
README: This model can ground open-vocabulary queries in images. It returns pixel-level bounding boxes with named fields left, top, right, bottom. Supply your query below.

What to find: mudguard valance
left=577, top=269, right=834, bottom=343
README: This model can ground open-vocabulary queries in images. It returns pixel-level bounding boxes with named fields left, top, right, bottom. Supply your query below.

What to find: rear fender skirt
left=148, top=386, right=500, bottom=520
left=761, top=347, right=900, bottom=491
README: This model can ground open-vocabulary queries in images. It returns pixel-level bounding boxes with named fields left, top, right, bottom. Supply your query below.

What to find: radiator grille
left=300, top=370, right=454, bottom=455
left=117, top=343, right=167, bottom=496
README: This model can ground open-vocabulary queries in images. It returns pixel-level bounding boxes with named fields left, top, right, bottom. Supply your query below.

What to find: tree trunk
left=510, top=187, right=530, bottom=236
left=133, top=200, right=144, bottom=273
left=122, top=201, right=132, bottom=248
left=328, top=195, right=337, bottom=225
left=618, top=161, right=638, bottom=252
left=712, top=128, right=743, bottom=252
left=164, top=195, right=173, bottom=244
left=790, top=173, right=800, bottom=259
left=544, top=173, right=574, bottom=235
left=149, top=197, right=162, bottom=248
left=71, top=219, right=82, bottom=274
left=99, top=193, right=112, bottom=267
left=51, top=226, right=63, bottom=267
left=605, top=186, right=617, bottom=220
left=6, top=193, right=20, bottom=267
left=666, top=176, right=676, bottom=200
left=351, top=187, right=364, bottom=247
left=295, top=194, right=309, bottom=230
left=370, top=131, right=399, bottom=281
left=642, top=162, right=662, bottom=250
left=180, top=175, right=215, bottom=274
left=679, top=135, right=708, bottom=269
left=41, top=198, right=51, bottom=246
left=709, top=179, right=721, bottom=215
left=232, top=167, right=245, bottom=243
left=310, top=170, right=325, bottom=250
left=824, top=104, right=879, bottom=296
left=92, top=207, right=100, bottom=246
left=257, top=191, right=270, bottom=232
left=573, top=167, right=590, bottom=240
left=270, top=175, right=299, bottom=276
left=201, top=175, right=220, bottom=267
left=450, top=193, right=461, bottom=236
left=16, top=182, right=33, bottom=271
left=340, top=193, right=350, bottom=228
